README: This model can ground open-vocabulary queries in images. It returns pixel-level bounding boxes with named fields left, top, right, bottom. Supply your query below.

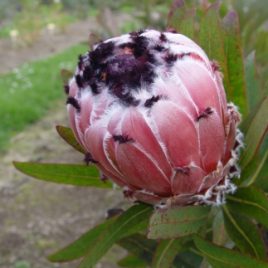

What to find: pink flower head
left=66, top=29, right=243, bottom=206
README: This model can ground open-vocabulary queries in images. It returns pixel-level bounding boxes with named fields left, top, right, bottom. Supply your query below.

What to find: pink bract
left=66, top=29, right=243, bottom=207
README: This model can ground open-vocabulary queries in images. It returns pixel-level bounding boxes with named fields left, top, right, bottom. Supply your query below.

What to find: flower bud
left=66, top=29, right=243, bottom=206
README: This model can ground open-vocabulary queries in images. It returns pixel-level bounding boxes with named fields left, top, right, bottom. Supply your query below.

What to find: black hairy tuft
left=78, top=54, right=84, bottom=70
left=142, top=67, right=155, bottom=84
left=230, top=165, right=238, bottom=174
left=130, top=30, right=144, bottom=37
left=64, top=84, right=69, bottom=95
left=131, top=35, right=148, bottom=58
left=160, top=33, right=167, bottom=42
left=83, top=65, right=94, bottom=81
left=121, top=94, right=140, bottom=106
left=66, top=97, right=80, bottom=112
left=153, top=45, right=165, bottom=52
left=106, top=54, right=155, bottom=90
left=178, top=52, right=190, bottom=59
left=84, top=152, right=98, bottom=165
left=90, top=82, right=100, bottom=94
left=109, top=83, right=139, bottom=106
left=234, top=139, right=241, bottom=150
left=165, top=53, right=177, bottom=65
left=197, top=107, right=213, bottom=121
left=75, top=74, right=84, bottom=88
left=145, top=52, right=156, bottom=64
left=144, top=95, right=162, bottom=108
left=113, top=135, right=134, bottom=144
left=89, top=41, right=114, bottom=68
left=98, top=41, right=115, bottom=58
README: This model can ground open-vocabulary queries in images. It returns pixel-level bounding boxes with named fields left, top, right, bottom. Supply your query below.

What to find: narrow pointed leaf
left=240, top=150, right=268, bottom=187
left=152, top=239, right=186, bottom=268
left=245, top=52, right=262, bottom=112
left=167, top=0, right=186, bottom=28
left=222, top=10, right=248, bottom=115
left=198, top=7, right=228, bottom=84
left=56, top=125, right=85, bottom=153
left=226, top=186, right=268, bottom=229
left=194, top=236, right=268, bottom=268
left=255, top=158, right=268, bottom=192
left=118, top=234, right=157, bottom=265
left=176, top=14, right=196, bottom=41
left=49, top=217, right=116, bottom=262
left=223, top=206, right=266, bottom=260
left=255, top=142, right=268, bottom=193
left=240, top=96, right=268, bottom=168
left=78, top=204, right=153, bottom=268
left=168, top=2, right=196, bottom=41
left=148, top=206, right=210, bottom=239
left=14, top=162, right=112, bottom=188
left=240, top=98, right=263, bottom=134
left=212, top=210, right=228, bottom=246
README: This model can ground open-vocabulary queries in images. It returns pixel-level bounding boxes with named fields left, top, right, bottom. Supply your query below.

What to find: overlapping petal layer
left=66, top=29, right=242, bottom=206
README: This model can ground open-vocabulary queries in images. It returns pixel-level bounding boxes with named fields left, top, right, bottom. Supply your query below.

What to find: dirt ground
left=0, top=14, right=131, bottom=268
left=0, top=10, right=128, bottom=74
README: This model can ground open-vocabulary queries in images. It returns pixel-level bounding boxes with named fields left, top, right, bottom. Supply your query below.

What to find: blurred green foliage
left=230, top=0, right=268, bottom=90
left=0, top=43, right=87, bottom=152
left=14, top=260, right=31, bottom=268
left=0, top=0, right=171, bottom=41
left=0, top=0, right=77, bottom=41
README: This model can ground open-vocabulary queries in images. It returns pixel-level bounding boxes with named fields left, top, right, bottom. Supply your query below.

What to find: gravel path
left=0, top=19, right=95, bottom=74
left=0, top=11, right=129, bottom=74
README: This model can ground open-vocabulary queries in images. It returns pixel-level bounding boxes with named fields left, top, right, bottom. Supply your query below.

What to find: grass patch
left=0, top=43, right=88, bottom=152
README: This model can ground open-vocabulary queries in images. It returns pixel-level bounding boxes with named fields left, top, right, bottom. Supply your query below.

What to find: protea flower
left=65, top=29, right=243, bottom=207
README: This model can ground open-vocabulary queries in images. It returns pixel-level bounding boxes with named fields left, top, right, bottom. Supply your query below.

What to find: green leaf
left=222, top=11, right=248, bottom=116
left=240, top=150, right=268, bottom=187
left=13, top=162, right=112, bottom=188
left=152, top=239, right=186, bottom=268
left=255, top=157, right=268, bottom=193
left=212, top=209, right=228, bottom=246
left=240, top=96, right=268, bottom=168
left=226, top=186, right=268, bottom=229
left=222, top=206, right=266, bottom=260
left=60, top=68, right=73, bottom=85
left=118, top=254, right=147, bottom=268
left=78, top=203, right=153, bottom=268
left=168, top=2, right=196, bottom=41
left=198, top=7, right=228, bottom=84
left=148, top=206, right=210, bottom=239
left=56, top=125, right=85, bottom=153
left=176, top=13, right=196, bottom=41
left=49, top=217, right=116, bottom=262
left=245, top=52, right=262, bottom=113
left=174, top=251, right=203, bottom=268
left=167, top=0, right=186, bottom=28
left=118, top=234, right=157, bottom=265
left=194, top=236, right=268, bottom=268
